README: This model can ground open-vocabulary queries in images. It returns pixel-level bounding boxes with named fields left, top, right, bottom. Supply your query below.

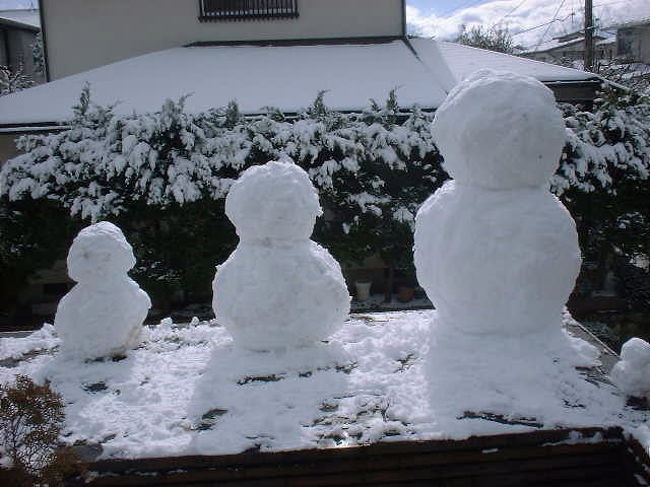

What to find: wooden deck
left=66, top=427, right=649, bottom=486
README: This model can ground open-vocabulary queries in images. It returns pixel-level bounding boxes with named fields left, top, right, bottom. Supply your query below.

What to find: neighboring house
left=0, top=8, right=41, bottom=80
left=614, top=18, right=650, bottom=63
left=521, top=31, right=616, bottom=66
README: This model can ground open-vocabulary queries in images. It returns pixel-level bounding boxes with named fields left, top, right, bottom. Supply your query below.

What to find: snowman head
left=620, top=337, right=650, bottom=367
left=67, top=221, right=136, bottom=283
left=226, top=161, right=322, bottom=241
left=432, top=69, right=566, bottom=190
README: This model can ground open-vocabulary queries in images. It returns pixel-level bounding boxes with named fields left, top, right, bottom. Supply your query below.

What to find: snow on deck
left=0, top=39, right=597, bottom=127
left=0, top=311, right=647, bottom=460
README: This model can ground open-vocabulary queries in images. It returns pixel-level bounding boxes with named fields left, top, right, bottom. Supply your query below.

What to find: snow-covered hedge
left=0, top=88, right=442, bottom=227
left=0, top=86, right=649, bottom=304
left=553, top=94, right=650, bottom=195
left=3, top=88, right=649, bottom=222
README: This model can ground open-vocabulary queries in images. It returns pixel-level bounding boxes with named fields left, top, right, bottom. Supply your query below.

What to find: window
left=199, top=0, right=299, bottom=21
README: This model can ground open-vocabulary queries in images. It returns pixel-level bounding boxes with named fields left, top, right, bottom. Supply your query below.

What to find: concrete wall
left=43, top=0, right=405, bottom=80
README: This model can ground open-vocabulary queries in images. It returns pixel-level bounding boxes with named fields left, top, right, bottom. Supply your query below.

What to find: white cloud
left=407, top=0, right=650, bottom=49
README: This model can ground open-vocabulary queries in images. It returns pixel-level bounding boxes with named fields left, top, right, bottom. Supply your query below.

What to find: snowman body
left=414, top=70, right=581, bottom=336
left=213, top=161, right=350, bottom=351
left=55, top=222, right=151, bottom=359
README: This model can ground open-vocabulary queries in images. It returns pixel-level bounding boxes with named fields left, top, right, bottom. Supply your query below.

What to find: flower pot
left=397, top=285, right=415, bottom=303
left=354, top=280, right=372, bottom=302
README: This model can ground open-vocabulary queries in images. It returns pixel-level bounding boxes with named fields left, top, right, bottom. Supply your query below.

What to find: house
left=614, top=18, right=650, bottom=63
left=40, top=0, right=406, bottom=81
left=0, top=0, right=603, bottom=162
left=0, top=0, right=603, bottom=319
left=0, top=8, right=42, bottom=81
left=521, top=30, right=617, bottom=66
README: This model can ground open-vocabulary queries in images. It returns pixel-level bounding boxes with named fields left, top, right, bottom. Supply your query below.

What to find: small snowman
left=414, top=70, right=581, bottom=336
left=610, top=337, right=650, bottom=400
left=212, top=161, right=350, bottom=351
left=55, top=221, right=151, bottom=359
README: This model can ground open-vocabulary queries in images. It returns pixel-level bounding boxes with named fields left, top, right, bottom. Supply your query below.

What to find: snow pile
left=610, top=337, right=650, bottom=399
left=54, top=222, right=151, bottom=360
left=213, top=161, right=350, bottom=350
left=0, top=312, right=646, bottom=460
left=415, top=70, right=581, bottom=335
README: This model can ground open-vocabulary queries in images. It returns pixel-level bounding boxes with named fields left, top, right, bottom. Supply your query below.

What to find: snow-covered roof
left=523, top=31, right=616, bottom=55
left=435, top=41, right=598, bottom=84
left=0, top=38, right=597, bottom=127
left=0, top=8, right=39, bottom=29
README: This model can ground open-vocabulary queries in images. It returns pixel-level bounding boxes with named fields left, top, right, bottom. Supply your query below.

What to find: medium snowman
left=212, top=161, right=350, bottom=351
left=414, top=70, right=581, bottom=336
left=55, top=221, right=151, bottom=359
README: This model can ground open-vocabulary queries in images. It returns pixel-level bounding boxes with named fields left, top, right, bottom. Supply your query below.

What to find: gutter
left=0, top=16, right=39, bottom=32
left=0, top=122, right=68, bottom=134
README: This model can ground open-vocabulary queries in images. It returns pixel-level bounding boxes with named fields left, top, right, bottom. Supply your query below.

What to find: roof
left=435, top=41, right=598, bottom=84
left=0, top=8, right=39, bottom=30
left=522, top=31, right=616, bottom=55
left=0, top=38, right=597, bottom=127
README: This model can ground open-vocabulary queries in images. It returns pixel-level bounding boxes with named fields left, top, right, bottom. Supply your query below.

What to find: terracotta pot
left=397, top=285, right=415, bottom=303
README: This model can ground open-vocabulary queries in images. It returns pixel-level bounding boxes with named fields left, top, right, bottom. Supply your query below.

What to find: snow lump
left=415, top=70, right=581, bottom=336
left=54, top=222, right=151, bottom=359
left=212, top=161, right=350, bottom=351
left=610, top=337, right=650, bottom=399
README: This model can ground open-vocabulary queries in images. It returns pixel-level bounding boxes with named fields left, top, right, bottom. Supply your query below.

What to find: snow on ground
left=0, top=310, right=647, bottom=460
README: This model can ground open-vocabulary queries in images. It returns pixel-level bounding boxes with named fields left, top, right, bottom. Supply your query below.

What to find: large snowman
left=55, top=222, right=151, bottom=359
left=212, top=161, right=350, bottom=351
left=414, top=70, right=581, bottom=336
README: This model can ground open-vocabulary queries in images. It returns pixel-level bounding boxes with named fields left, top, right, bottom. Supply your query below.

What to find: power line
left=491, top=0, right=529, bottom=28
left=534, top=0, right=568, bottom=52
left=511, top=11, right=574, bottom=37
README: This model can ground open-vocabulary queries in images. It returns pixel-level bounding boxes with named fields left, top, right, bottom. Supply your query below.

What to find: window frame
left=199, top=0, right=299, bottom=22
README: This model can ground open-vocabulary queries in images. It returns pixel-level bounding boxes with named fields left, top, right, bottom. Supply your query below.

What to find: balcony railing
left=199, top=0, right=299, bottom=21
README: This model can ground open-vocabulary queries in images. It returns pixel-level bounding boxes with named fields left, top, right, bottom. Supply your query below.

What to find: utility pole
left=584, top=0, right=595, bottom=71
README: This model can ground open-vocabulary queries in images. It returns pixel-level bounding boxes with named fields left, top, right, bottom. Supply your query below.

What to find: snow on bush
left=213, top=161, right=350, bottom=350
left=1, top=85, right=649, bottom=223
left=0, top=88, right=441, bottom=228
left=55, top=222, right=151, bottom=360
left=552, top=91, right=650, bottom=195
left=0, top=64, right=33, bottom=96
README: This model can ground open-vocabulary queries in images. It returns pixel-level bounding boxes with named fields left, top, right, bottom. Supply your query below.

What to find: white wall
left=43, top=0, right=405, bottom=80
